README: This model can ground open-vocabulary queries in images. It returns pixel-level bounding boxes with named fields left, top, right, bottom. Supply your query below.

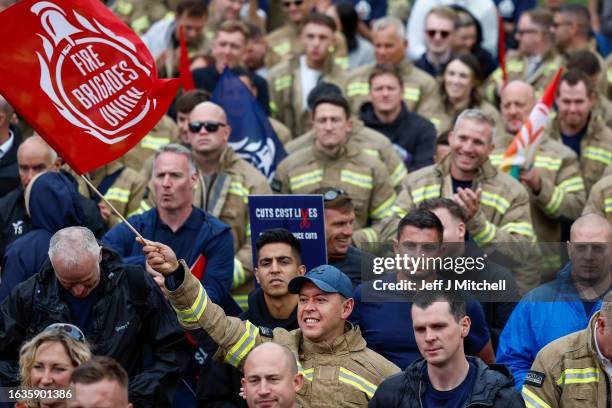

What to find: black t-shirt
left=423, top=360, right=478, bottom=408
left=451, top=176, right=474, bottom=194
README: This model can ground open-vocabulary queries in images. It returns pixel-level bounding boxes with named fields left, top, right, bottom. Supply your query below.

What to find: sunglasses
left=283, top=0, right=303, bottom=7
left=426, top=29, right=451, bottom=39
left=188, top=121, right=226, bottom=133
left=43, top=323, right=85, bottom=342
left=323, top=189, right=346, bottom=201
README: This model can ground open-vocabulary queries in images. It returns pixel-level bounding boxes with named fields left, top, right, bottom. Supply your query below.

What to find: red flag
left=0, top=0, right=179, bottom=174
left=179, top=26, right=196, bottom=91
left=498, top=14, right=507, bottom=86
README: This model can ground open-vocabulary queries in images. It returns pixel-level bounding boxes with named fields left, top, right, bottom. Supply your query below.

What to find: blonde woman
left=17, top=324, right=92, bottom=408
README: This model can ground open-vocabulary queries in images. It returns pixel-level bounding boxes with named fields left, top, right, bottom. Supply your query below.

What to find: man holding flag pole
left=491, top=78, right=586, bottom=281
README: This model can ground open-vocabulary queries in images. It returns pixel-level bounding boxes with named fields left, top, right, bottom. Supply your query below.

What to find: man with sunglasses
left=186, top=101, right=272, bottom=309
left=0, top=226, right=190, bottom=407
left=485, top=9, right=564, bottom=103
left=415, top=6, right=457, bottom=78
left=267, top=13, right=346, bottom=137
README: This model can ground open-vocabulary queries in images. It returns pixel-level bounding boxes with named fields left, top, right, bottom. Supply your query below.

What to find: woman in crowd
left=327, top=1, right=375, bottom=69
left=430, top=53, right=503, bottom=136
left=17, top=324, right=92, bottom=408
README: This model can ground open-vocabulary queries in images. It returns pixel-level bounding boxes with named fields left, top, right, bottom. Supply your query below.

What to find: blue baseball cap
left=288, top=265, right=353, bottom=298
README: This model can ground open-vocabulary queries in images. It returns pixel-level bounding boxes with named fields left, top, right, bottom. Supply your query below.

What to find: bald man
left=0, top=136, right=106, bottom=260
left=140, top=101, right=272, bottom=309
left=241, top=343, right=304, bottom=408
left=490, top=80, right=587, bottom=281
left=497, top=213, right=611, bottom=390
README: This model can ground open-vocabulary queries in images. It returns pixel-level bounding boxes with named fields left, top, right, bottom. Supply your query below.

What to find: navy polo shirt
left=561, top=126, right=586, bottom=159
left=350, top=274, right=490, bottom=369
left=150, top=208, right=205, bottom=260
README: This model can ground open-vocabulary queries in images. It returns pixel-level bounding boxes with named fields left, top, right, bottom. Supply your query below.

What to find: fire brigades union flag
left=0, top=0, right=179, bottom=174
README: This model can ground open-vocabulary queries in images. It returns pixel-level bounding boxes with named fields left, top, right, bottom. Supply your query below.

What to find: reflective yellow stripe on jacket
left=522, top=387, right=552, bottom=408
left=174, top=282, right=207, bottom=324
left=340, top=170, right=373, bottom=189
left=473, top=221, right=497, bottom=245
left=390, top=163, right=408, bottom=188
left=370, top=194, right=396, bottom=220
left=481, top=191, right=510, bottom=215
left=583, top=146, right=612, bottom=166
left=605, top=198, right=612, bottom=214
left=233, top=258, right=246, bottom=289
left=104, top=187, right=130, bottom=203
left=411, top=184, right=441, bottom=205
left=347, top=82, right=369, bottom=97
left=555, top=368, right=600, bottom=386
left=229, top=181, right=249, bottom=204
left=289, top=169, right=323, bottom=191
left=338, top=367, right=377, bottom=399
left=224, top=321, right=259, bottom=368
left=141, top=135, right=170, bottom=151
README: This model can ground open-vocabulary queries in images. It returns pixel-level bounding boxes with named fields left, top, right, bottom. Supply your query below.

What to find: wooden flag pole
left=80, top=174, right=147, bottom=243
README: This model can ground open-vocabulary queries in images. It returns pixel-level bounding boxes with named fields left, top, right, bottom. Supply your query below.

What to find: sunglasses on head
left=323, top=189, right=346, bottom=201
left=188, top=121, right=226, bottom=133
left=283, top=0, right=303, bottom=7
left=426, top=29, right=451, bottom=39
left=43, top=323, right=85, bottom=342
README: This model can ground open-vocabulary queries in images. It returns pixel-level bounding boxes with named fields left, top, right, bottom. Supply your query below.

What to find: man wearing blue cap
left=141, top=240, right=400, bottom=407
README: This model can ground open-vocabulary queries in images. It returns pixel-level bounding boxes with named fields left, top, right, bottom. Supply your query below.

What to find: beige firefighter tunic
left=165, top=262, right=401, bottom=407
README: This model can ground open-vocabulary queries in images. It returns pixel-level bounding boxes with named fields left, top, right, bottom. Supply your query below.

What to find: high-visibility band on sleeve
left=274, top=75, right=292, bottom=92
left=270, top=101, right=279, bottom=114
left=390, top=163, right=408, bottom=187
left=232, top=258, right=246, bottom=289
left=246, top=223, right=251, bottom=238
left=296, top=361, right=314, bottom=381
left=605, top=198, right=612, bottom=214
left=228, top=181, right=249, bottom=204
left=473, top=221, right=497, bottom=245
left=583, top=146, right=612, bottom=166
left=522, top=387, right=552, bottom=408
left=338, top=367, right=377, bottom=399
left=392, top=205, right=407, bottom=218
left=480, top=191, right=510, bottom=215
left=224, top=321, right=259, bottom=368
left=544, top=186, right=564, bottom=215
left=534, top=156, right=562, bottom=171
left=115, top=0, right=133, bottom=15
left=272, top=41, right=291, bottom=56
left=608, top=67, right=612, bottom=84
left=340, top=170, right=373, bottom=189
left=507, top=60, right=525, bottom=72
left=489, top=154, right=503, bottom=167
left=104, top=187, right=130, bottom=204
left=346, top=82, right=369, bottom=97
left=403, top=87, right=420, bottom=102
left=410, top=184, right=441, bottom=205
left=542, top=254, right=561, bottom=269
left=370, top=194, right=396, bottom=220
left=556, top=368, right=600, bottom=386
left=558, top=177, right=585, bottom=193
left=289, top=169, right=323, bottom=191
left=174, top=282, right=207, bottom=324
left=359, top=227, right=378, bottom=243
left=500, top=221, right=536, bottom=238
left=334, top=56, right=348, bottom=70
left=141, top=135, right=170, bottom=151
left=363, top=148, right=380, bottom=159
left=130, top=15, right=150, bottom=34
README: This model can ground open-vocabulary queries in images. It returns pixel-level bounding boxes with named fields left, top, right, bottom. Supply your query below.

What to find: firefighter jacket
left=485, top=49, right=564, bottom=102
left=141, top=148, right=272, bottom=308
left=265, top=23, right=348, bottom=69
left=273, top=141, right=397, bottom=247
left=606, top=53, right=612, bottom=100
left=393, top=155, right=541, bottom=293
left=427, top=98, right=504, bottom=137
left=490, top=132, right=586, bottom=280
left=345, top=59, right=438, bottom=118
left=522, top=312, right=611, bottom=408
left=72, top=162, right=147, bottom=227
left=111, top=0, right=178, bottom=35
left=164, top=263, right=401, bottom=407
left=545, top=114, right=612, bottom=193
left=583, top=167, right=612, bottom=222
left=284, top=118, right=408, bottom=192
left=267, top=54, right=347, bottom=137
left=117, top=115, right=180, bottom=171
